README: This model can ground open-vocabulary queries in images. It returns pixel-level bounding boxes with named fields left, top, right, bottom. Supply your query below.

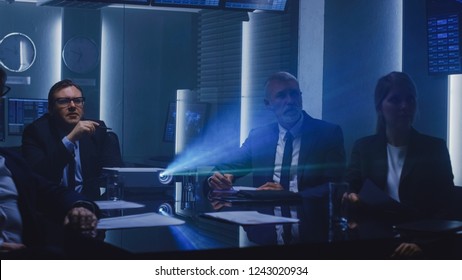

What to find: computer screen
left=8, top=98, right=48, bottom=136
left=224, top=0, right=287, bottom=11
left=152, top=0, right=220, bottom=8
left=427, top=0, right=462, bottom=74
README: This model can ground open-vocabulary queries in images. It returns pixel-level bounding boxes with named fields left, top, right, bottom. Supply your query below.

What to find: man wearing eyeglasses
left=21, top=79, right=123, bottom=200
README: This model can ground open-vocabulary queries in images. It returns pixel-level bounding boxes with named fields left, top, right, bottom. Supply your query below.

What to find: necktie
left=280, top=132, right=293, bottom=244
left=280, top=132, right=293, bottom=190
left=67, top=147, right=76, bottom=190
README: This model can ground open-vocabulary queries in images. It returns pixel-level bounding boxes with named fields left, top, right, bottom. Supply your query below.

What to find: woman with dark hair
left=345, top=71, right=455, bottom=257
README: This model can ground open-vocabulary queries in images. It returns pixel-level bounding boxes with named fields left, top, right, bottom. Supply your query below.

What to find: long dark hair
left=374, top=71, right=417, bottom=134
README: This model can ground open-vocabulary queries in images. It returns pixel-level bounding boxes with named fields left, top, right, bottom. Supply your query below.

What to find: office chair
left=106, top=131, right=124, bottom=167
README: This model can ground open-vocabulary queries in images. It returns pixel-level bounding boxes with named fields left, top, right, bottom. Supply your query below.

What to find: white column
left=448, top=74, right=462, bottom=186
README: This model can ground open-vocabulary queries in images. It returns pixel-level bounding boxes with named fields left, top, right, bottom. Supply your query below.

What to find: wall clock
left=0, top=32, right=37, bottom=72
left=62, top=36, right=99, bottom=74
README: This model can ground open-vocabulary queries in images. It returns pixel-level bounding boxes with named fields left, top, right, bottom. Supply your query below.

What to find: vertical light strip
left=54, top=13, right=62, bottom=83
left=448, top=74, right=462, bottom=186
left=100, top=14, right=109, bottom=122
left=397, top=0, right=403, bottom=71
left=298, top=0, right=324, bottom=119
left=240, top=19, right=251, bottom=145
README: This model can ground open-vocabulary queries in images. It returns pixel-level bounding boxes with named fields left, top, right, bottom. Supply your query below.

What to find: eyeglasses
left=54, top=97, right=85, bottom=107
left=2, top=86, right=11, bottom=96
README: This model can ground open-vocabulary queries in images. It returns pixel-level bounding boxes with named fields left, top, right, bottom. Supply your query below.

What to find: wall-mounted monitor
left=224, top=0, right=288, bottom=12
left=152, top=0, right=220, bottom=9
left=38, top=0, right=150, bottom=8
left=427, top=0, right=462, bottom=74
left=8, top=98, right=48, bottom=136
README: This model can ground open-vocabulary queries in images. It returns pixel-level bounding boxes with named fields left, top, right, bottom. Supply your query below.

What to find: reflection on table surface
left=101, top=187, right=462, bottom=259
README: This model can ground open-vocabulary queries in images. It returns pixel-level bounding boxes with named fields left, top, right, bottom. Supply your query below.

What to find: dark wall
left=100, top=8, right=197, bottom=164
left=61, top=8, right=102, bottom=121
left=322, top=0, right=403, bottom=157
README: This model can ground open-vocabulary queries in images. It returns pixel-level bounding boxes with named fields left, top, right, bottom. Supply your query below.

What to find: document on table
left=94, top=200, right=145, bottom=210
left=202, top=211, right=299, bottom=225
left=359, top=179, right=402, bottom=207
left=233, top=186, right=258, bottom=191
left=97, top=212, right=185, bottom=230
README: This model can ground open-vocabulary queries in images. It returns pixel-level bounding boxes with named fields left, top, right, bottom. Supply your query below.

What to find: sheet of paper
left=97, top=212, right=185, bottom=230
left=232, top=186, right=258, bottom=191
left=94, top=200, right=145, bottom=210
left=202, top=211, right=299, bottom=225
left=359, top=179, right=402, bottom=208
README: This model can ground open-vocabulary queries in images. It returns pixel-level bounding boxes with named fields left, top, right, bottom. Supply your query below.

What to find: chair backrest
left=451, top=186, right=462, bottom=220
left=107, top=131, right=123, bottom=164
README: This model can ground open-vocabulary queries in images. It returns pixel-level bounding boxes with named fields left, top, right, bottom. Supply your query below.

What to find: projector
left=102, top=167, right=173, bottom=188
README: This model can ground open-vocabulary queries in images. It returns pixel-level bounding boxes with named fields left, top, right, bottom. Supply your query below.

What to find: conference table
left=101, top=185, right=462, bottom=259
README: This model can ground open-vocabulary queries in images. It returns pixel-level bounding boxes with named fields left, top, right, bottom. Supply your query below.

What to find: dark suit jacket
left=21, top=113, right=123, bottom=200
left=218, top=111, right=346, bottom=190
left=346, top=129, right=454, bottom=220
left=0, top=147, right=90, bottom=247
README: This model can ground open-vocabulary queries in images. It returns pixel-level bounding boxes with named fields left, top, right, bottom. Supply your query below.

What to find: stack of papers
left=94, top=200, right=145, bottom=210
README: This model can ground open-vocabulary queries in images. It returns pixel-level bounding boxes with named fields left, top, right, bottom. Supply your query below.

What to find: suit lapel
left=297, top=115, right=318, bottom=181
left=260, top=124, right=279, bottom=181
left=368, top=134, right=388, bottom=191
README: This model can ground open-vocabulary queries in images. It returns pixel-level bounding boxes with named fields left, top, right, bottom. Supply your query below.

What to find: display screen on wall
left=8, top=98, right=48, bottom=136
left=224, top=0, right=287, bottom=11
left=113, top=0, right=150, bottom=4
left=427, top=0, right=462, bottom=74
left=152, top=0, right=220, bottom=8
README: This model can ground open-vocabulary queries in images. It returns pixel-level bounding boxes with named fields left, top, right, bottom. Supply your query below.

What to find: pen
left=98, top=125, right=112, bottom=130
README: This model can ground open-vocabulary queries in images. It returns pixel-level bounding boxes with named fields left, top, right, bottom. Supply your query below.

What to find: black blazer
left=21, top=113, right=123, bottom=200
left=218, top=111, right=346, bottom=190
left=0, top=147, right=90, bottom=247
left=346, top=128, right=454, bottom=219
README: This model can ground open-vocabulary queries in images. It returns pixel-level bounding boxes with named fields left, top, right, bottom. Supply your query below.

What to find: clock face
left=0, top=33, right=37, bottom=72
left=62, top=36, right=99, bottom=74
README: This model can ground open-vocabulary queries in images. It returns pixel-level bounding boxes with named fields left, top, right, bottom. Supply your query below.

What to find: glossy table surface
left=103, top=187, right=462, bottom=259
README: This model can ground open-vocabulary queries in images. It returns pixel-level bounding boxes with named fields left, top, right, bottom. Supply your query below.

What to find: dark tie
left=67, top=147, right=76, bottom=190
left=280, top=132, right=293, bottom=190
left=280, top=132, right=293, bottom=244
